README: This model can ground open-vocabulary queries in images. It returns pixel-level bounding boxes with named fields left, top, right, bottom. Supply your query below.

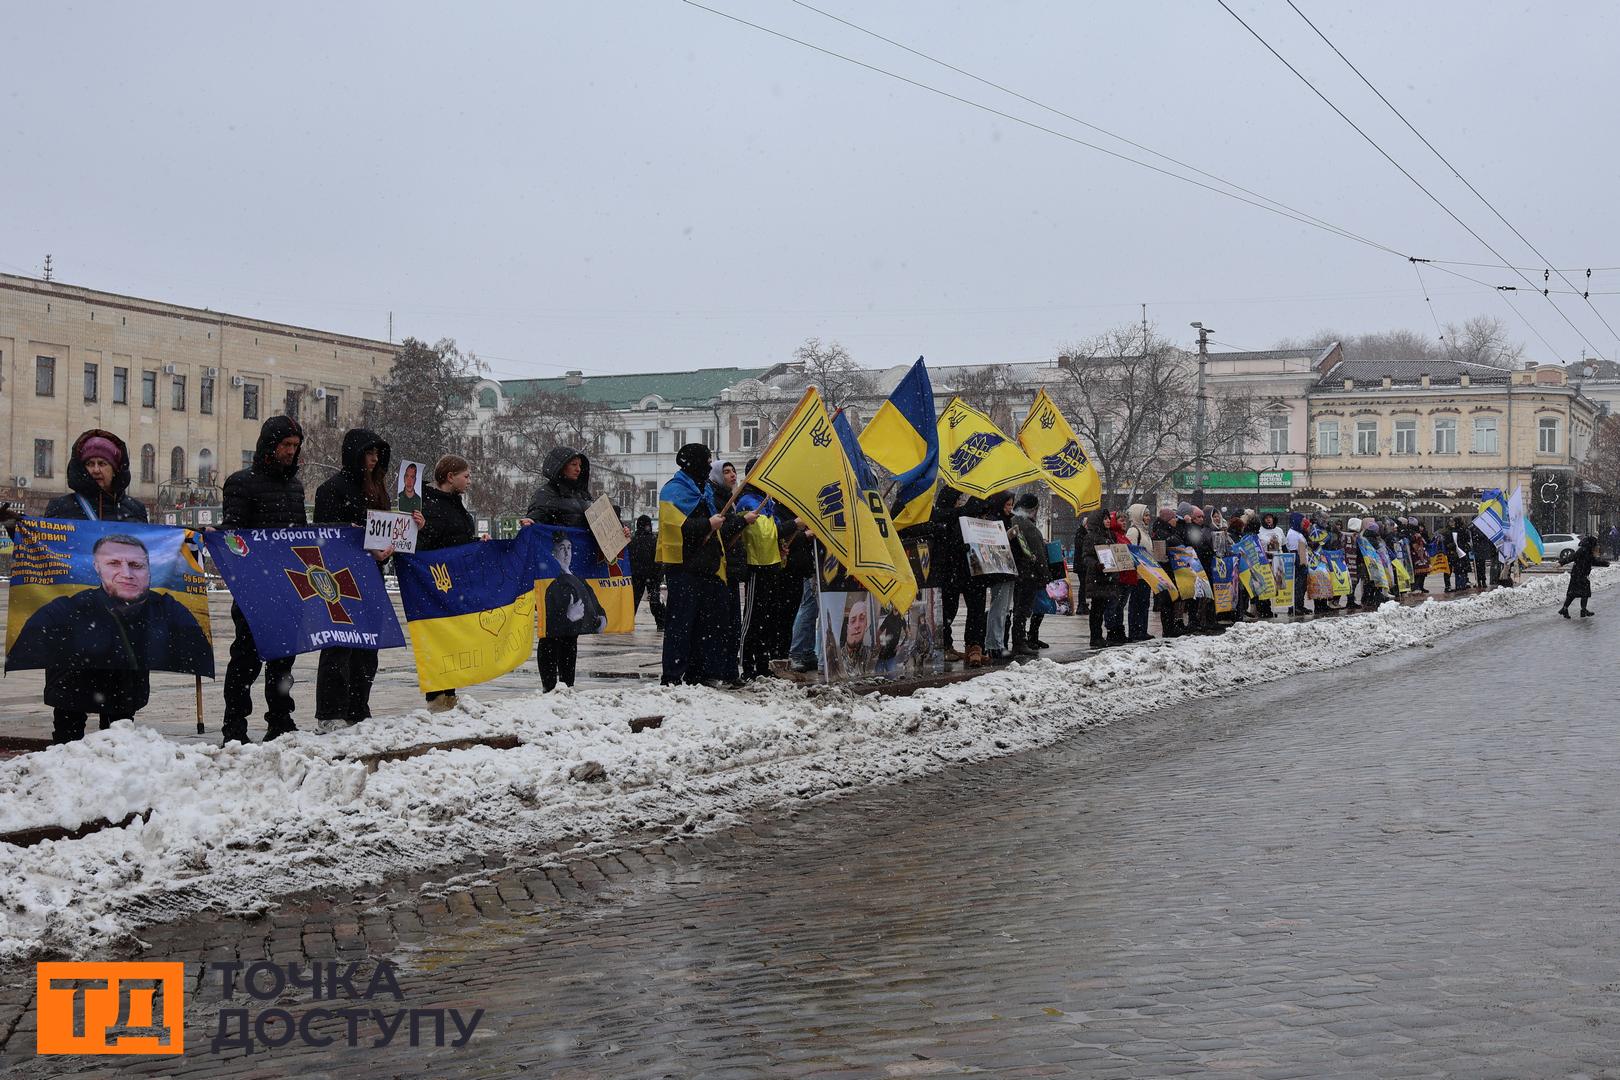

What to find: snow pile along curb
left=1, top=568, right=1610, bottom=961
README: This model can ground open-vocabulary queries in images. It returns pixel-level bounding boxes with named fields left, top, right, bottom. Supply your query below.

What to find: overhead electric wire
left=677, top=0, right=1408, bottom=259
left=1213, top=0, right=1600, bottom=362
left=1410, top=259, right=1449, bottom=348
left=1282, top=0, right=1620, bottom=355
left=785, top=0, right=1397, bottom=259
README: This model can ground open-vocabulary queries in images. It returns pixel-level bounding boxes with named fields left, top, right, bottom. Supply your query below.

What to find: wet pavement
left=3, top=578, right=1615, bottom=1077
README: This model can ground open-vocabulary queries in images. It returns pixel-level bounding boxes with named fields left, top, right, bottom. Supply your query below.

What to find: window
left=1538, top=416, right=1560, bottom=454
left=197, top=448, right=214, bottom=485
left=1315, top=419, right=1340, bottom=456
left=1267, top=414, right=1290, bottom=454
left=740, top=419, right=760, bottom=449
left=284, top=386, right=303, bottom=419
left=243, top=382, right=260, bottom=420
left=325, top=393, right=340, bottom=426
left=113, top=366, right=128, bottom=404
left=83, top=362, right=99, bottom=402
left=140, top=444, right=156, bottom=483
left=1433, top=418, right=1457, bottom=454
left=1393, top=419, right=1417, bottom=455
left=33, top=439, right=54, bottom=478
left=242, top=450, right=255, bottom=469
left=469, top=436, right=483, bottom=459
left=1472, top=416, right=1498, bottom=454
left=142, top=370, right=157, bottom=408
left=673, top=428, right=688, bottom=447
left=478, top=387, right=498, bottom=409
left=35, top=355, right=55, bottom=397
left=645, top=430, right=660, bottom=454
left=361, top=396, right=380, bottom=425
left=171, top=374, right=187, bottom=411
left=200, top=374, right=215, bottom=414
left=1354, top=419, right=1378, bottom=455
left=170, top=446, right=186, bottom=482
left=619, top=432, right=633, bottom=454
left=701, top=427, right=716, bottom=448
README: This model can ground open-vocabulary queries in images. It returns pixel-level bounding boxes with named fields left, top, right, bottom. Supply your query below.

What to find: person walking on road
left=1559, top=536, right=1609, bottom=618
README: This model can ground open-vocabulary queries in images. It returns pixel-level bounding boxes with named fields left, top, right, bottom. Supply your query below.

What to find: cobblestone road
left=4, top=583, right=1617, bottom=1078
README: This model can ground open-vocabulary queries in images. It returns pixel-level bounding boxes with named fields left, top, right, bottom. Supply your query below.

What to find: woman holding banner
left=36, top=430, right=151, bottom=743
left=313, top=428, right=409, bottom=732
left=416, top=454, right=478, bottom=710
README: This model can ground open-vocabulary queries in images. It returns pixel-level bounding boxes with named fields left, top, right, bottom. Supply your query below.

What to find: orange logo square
left=36, top=962, right=185, bottom=1055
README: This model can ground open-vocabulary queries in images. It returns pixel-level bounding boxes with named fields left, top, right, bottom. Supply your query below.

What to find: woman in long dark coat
left=1559, top=535, right=1610, bottom=618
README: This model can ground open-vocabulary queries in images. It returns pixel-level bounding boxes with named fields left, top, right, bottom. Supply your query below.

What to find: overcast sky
left=5, top=2, right=1618, bottom=379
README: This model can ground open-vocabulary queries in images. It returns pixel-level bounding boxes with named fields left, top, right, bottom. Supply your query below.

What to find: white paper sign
left=364, top=509, right=419, bottom=554
left=585, top=495, right=629, bottom=562
left=958, top=517, right=1016, bottom=577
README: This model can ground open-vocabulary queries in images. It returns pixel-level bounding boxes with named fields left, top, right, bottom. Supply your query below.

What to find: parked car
left=1540, top=533, right=1581, bottom=564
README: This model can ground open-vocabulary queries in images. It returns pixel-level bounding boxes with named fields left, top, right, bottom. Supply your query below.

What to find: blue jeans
left=986, top=582, right=1014, bottom=651
left=789, top=577, right=819, bottom=664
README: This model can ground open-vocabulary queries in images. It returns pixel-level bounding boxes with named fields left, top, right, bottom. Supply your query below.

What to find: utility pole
left=1191, top=321, right=1212, bottom=503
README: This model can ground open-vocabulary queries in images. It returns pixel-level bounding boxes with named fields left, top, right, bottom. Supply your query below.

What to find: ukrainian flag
left=657, top=468, right=721, bottom=577
left=1324, top=549, right=1352, bottom=596
left=1017, top=390, right=1101, bottom=513
left=1506, top=485, right=1544, bottom=565
left=936, top=397, right=1042, bottom=497
left=833, top=409, right=916, bottom=609
left=396, top=535, right=538, bottom=693
left=1127, top=543, right=1174, bottom=594
left=859, top=357, right=939, bottom=531
left=1234, top=533, right=1275, bottom=600
left=1166, top=545, right=1210, bottom=601
left=748, top=387, right=915, bottom=611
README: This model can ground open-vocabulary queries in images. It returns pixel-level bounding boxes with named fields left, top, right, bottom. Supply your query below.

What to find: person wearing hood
left=1360, top=519, right=1391, bottom=607
left=221, top=415, right=307, bottom=744
left=627, top=514, right=665, bottom=632
left=416, top=454, right=479, bottom=710
left=1443, top=516, right=1471, bottom=593
left=657, top=443, right=753, bottom=685
left=1150, top=506, right=1186, bottom=635
left=1284, top=511, right=1312, bottom=615
left=13, top=431, right=153, bottom=743
left=1560, top=535, right=1609, bottom=617
left=522, top=446, right=599, bottom=691
left=932, top=485, right=988, bottom=666
left=1080, top=512, right=1123, bottom=648
left=313, top=428, right=402, bottom=731
left=736, top=461, right=798, bottom=680
left=1006, top=493, right=1051, bottom=660
left=1071, top=517, right=1090, bottom=616
left=709, top=461, right=748, bottom=685
left=1122, top=503, right=1152, bottom=641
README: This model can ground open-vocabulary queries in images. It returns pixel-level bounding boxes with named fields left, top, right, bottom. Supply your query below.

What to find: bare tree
left=1580, top=414, right=1620, bottom=525
left=792, top=337, right=873, bottom=410
left=488, top=389, right=625, bottom=475
left=1443, top=314, right=1526, bottom=369
left=1275, top=316, right=1526, bottom=369
left=949, top=364, right=1025, bottom=432
left=1050, top=323, right=1259, bottom=505
left=370, top=337, right=485, bottom=464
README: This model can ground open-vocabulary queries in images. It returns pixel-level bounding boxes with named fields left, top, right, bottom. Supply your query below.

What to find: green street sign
left=1172, top=470, right=1294, bottom=489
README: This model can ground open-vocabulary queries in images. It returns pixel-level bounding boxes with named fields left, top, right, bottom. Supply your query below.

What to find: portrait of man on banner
left=5, top=519, right=213, bottom=677
left=531, top=524, right=632, bottom=637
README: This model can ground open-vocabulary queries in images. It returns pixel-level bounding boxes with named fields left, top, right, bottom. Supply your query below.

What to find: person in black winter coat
left=1150, top=507, right=1186, bottom=635
left=521, top=445, right=598, bottom=690
left=415, top=454, right=479, bottom=709
left=16, top=430, right=154, bottom=743
left=657, top=443, right=752, bottom=686
left=1559, top=535, right=1609, bottom=617
left=932, top=486, right=989, bottom=665
left=1007, top=493, right=1051, bottom=658
left=220, top=415, right=307, bottom=744
left=312, top=428, right=399, bottom=730
left=627, top=515, right=665, bottom=631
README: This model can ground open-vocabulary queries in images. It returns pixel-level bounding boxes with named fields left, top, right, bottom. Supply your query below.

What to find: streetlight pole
left=1191, top=322, right=1212, bottom=503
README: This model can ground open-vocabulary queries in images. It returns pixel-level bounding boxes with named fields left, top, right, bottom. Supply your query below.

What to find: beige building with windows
left=1, top=273, right=396, bottom=516
left=1300, top=356, right=1599, bottom=532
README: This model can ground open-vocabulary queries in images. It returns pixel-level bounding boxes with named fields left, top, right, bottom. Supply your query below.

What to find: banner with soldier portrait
left=5, top=518, right=213, bottom=676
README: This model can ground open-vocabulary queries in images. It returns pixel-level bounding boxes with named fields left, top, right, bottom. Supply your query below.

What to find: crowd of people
left=3, top=421, right=1612, bottom=747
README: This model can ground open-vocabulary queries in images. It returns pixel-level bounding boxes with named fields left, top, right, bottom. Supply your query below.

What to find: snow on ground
left=2, top=568, right=1612, bottom=961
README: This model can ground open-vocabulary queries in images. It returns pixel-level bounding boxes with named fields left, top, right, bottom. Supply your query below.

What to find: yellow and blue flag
left=937, top=397, right=1042, bottom=497
left=833, top=409, right=915, bottom=608
left=1324, top=548, right=1352, bottom=595
left=859, top=357, right=939, bottom=531
left=1232, top=533, right=1274, bottom=600
left=1507, top=486, right=1543, bottom=565
left=1127, top=543, right=1174, bottom=594
left=1209, top=554, right=1237, bottom=613
left=1017, top=390, right=1102, bottom=513
left=1474, top=488, right=1513, bottom=560
left=1166, top=545, right=1210, bottom=601
left=396, top=535, right=539, bottom=693
left=747, top=387, right=915, bottom=612
left=657, top=469, right=719, bottom=571
left=530, top=524, right=633, bottom=637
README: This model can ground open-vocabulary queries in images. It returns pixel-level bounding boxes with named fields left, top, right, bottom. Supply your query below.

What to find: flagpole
left=195, top=676, right=204, bottom=735
left=703, top=388, right=817, bottom=545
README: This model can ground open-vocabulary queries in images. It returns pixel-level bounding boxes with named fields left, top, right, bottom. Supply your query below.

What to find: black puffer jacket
left=627, top=519, right=658, bottom=577
left=44, top=429, right=146, bottom=523
left=525, top=446, right=593, bottom=527
left=417, top=483, right=477, bottom=552
left=223, top=416, right=307, bottom=528
left=929, top=486, right=971, bottom=588
left=314, top=428, right=391, bottom=527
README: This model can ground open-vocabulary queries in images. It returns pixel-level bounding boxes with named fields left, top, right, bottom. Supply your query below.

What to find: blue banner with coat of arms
left=203, top=526, right=405, bottom=660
